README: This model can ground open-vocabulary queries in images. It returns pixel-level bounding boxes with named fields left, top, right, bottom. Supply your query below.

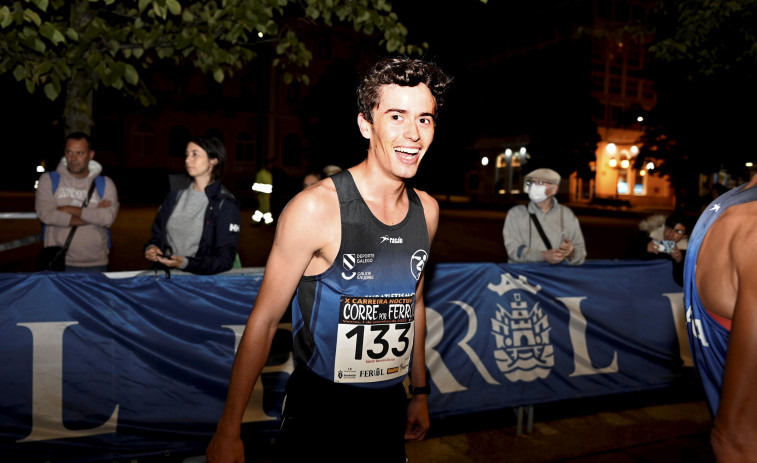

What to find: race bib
left=334, top=295, right=415, bottom=383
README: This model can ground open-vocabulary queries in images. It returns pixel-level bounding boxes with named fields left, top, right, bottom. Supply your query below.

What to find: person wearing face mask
left=503, top=168, right=587, bottom=265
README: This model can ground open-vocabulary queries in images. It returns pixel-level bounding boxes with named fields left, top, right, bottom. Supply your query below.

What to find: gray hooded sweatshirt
left=35, top=157, right=119, bottom=268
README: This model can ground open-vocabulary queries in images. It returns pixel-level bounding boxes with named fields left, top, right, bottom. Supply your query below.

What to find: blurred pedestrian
left=206, top=56, right=451, bottom=463
left=35, top=132, right=119, bottom=272
left=144, top=135, right=241, bottom=275
left=251, top=158, right=274, bottom=225
left=322, top=164, right=342, bottom=177
left=624, top=212, right=690, bottom=285
left=503, top=167, right=586, bottom=265
left=684, top=171, right=757, bottom=461
left=302, top=170, right=322, bottom=190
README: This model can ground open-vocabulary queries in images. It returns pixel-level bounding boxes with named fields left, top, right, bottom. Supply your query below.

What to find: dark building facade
left=461, top=0, right=675, bottom=210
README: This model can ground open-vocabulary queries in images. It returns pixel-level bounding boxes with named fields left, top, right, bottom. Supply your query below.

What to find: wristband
left=408, top=384, right=430, bottom=395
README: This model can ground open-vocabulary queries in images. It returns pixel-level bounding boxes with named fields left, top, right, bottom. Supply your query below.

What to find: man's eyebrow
left=383, top=108, right=435, bottom=119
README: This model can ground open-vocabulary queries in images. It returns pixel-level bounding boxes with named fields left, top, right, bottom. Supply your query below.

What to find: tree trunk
left=64, top=69, right=94, bottom=135
left=64, top=0, right=94, bottom=135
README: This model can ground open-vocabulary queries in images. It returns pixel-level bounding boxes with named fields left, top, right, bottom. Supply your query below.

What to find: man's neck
left=352, top=161, right=407, bottom=199
left=350, top=162, right=409, bottom=225
left=69, top=170, right=90, bottom=179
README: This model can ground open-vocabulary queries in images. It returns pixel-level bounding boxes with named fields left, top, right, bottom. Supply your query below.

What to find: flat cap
left=323, top=165, right=342, bottom=176
left=525, top=168, right=561, bottom=184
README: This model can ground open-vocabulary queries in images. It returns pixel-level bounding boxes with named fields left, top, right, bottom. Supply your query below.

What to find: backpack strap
left=50, top=171, right=60, bottom=193
left=94, top=176, right=106, bottom=198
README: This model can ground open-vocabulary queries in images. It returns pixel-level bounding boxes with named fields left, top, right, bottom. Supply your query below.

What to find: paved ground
left=1, top=192, right=714, bottom=462
left=404, top=383, right=714, bottom=463
left=230, top=382, right=713, bottom=463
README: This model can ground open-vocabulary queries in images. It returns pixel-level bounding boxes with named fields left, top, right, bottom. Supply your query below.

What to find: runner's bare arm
left=207, top=184, right=338, bottom=463
left=405, top=190, right=438, bottom=441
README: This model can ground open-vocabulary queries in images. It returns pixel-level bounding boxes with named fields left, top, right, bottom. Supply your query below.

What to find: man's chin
left=394, top=165, right=420, bottom=180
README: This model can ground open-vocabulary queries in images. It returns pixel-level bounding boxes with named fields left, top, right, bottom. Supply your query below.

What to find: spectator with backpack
left=35, top=132, right=119, bottom=272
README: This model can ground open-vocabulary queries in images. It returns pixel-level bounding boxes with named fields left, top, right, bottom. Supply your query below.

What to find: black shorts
left=273, top=366, right=408, bottom=463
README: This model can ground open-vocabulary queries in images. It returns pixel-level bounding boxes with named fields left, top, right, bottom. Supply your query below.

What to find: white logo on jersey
left=342, top=254, right=356, bottom=280
left=410, top=250, right=427, bottom=281
left=380, top=235, right=403, bottom=244
left=229, top=223, right=240, bottom=232
left=686, top=306, right=710, bottom=347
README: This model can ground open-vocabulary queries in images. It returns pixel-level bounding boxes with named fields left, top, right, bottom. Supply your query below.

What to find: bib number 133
left=333, top=296, right=415, bottom=383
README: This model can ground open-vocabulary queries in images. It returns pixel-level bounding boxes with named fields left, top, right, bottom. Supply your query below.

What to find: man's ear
left=357, top=113, right=372, bottom=140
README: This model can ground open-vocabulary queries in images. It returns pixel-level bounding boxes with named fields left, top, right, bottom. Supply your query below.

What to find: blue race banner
left=0, top=260, right=690, bottom=462
left=422, top=260, right=690, bottom=418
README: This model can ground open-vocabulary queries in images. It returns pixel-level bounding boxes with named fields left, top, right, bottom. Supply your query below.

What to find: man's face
left=528, top=178, right=558, bottom=196
left=664, top=223, right=687, bottom=242
left=358, top=83, right=436, bottom=180
left=64, top=138, right=94, bottom=178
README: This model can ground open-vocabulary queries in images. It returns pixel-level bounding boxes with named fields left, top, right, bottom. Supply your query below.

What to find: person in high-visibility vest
left=251, top=159, right=274, bottom=225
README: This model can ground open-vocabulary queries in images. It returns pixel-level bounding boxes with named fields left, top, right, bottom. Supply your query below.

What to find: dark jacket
left=624, top=230, right=685, bottom=287
left=147, top=180, right=241, bottom=275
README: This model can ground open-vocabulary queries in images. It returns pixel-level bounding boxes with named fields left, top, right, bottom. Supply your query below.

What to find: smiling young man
left=206, top=57, right=451, bottom=463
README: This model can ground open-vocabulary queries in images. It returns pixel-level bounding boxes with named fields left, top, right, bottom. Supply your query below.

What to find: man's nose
left=404, top=122, right=420, bottom=141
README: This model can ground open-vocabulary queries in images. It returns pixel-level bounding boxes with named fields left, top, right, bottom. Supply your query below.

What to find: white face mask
left=528, top=184, right=549, bottom=203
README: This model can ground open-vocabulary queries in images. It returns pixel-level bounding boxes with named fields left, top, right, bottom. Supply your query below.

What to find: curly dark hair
left=356, top=56, right=452, bottom=124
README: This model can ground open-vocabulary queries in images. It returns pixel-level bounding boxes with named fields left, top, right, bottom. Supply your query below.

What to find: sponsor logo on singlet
left=410, top=250, right=427, bottom=281
left=342, top=254, right=356, bottom=280
left=342, top=253, right=375, bottom=280
left=380, top=235, right=404, bottom=244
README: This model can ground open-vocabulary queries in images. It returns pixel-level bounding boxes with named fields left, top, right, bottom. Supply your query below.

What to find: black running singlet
left=290, top=170, right=430, bottom=388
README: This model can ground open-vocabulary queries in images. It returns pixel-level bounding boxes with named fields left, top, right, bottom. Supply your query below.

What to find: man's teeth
left=396, top=148, right=419, bottom=154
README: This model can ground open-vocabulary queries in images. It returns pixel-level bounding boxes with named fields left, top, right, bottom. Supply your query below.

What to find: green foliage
left=649, top=0, right=757, bottom=79
left=0, top=0, right=420, bottom=131
left=641, top=0, right=757, bottom=202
